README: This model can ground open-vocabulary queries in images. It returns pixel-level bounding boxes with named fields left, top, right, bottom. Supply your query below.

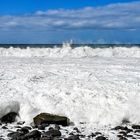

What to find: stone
left=54, top=125, right=60, bottom=130
left=135, top=129, right=140, bottom=133
left=17, top=121, right=25, bottom=125
left=132, top=125, right=140, bottom=129
left=73, top=127, right=80, bottom=133
left=126, top=128, right=133, bottom=133
left=65, top=135, right=80, bottom=140
left=112, top=126, right=128, bottom=131
left=0, top=112, right=18, bottom=123
left=42, top=130, right=61, bottom=137
left=38, top=123, right=49, bottom=130
left=95, top=132, right=102, bottom=135
left=119, top=131, right=127, bottom=136
left=17, top=127, right=29, bottom=134
left=24, top=130, right=41, bottom=139
left=2, top=126, right=8, bottom=129
left=88, top=133, right=96, bottom=137
left=96, top=136, right=106, bottom=140
left=7, top=132, right=23, bottom=139
left=33, top=113, right=70, bottom=127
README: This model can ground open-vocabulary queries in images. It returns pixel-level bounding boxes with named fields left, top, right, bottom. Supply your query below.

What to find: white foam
left=0, top=46, right=140, bottom=132
left=0, top=45, right=140, bottom=58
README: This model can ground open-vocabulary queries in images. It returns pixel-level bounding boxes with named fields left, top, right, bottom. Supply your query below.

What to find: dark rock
left=2, top=126, right=8, bottom=129
left=17, top=127, right=29, bottom=134
left=33, top=113, right=70, bottom=126
left=65, top=135, right=80, bottom=140
left=126, top=134, right=134, bottom=138
left=88, top=133, right=96, bottom=138
left=119, top=131, right=127, bottom=136
left=0, top=112, right=18, bottom=123
left=132, top=125, right=140, bottom=129
left=7, top=132, right=23, bottom=139
left=24, top=130, right=41, bottom=139
left=126, top=128, right=133, bottom=133
left=54, top=125, right=60, bottom=130
left=134, top=129, right=140, bottom=133
left=112, top=126, right=128, bottom=131
left=69, top=132, right=74, bottom=136
left=22, top=126, right=32, bottom=130
left=73, top=127, right=80, bottom=133
left=42, top=130, right=61, bottom=137
left=48, top=127, right=54, bottom=131
left=17, top=121, right=25, bottom=125
left=118, top=135, right=123, bottom=138
left=78, top=134, right=85, bottom=138
left=96, top=136, right=106, bottom=140
left=38, top=123, right=49, bottom=130
left=95, top=132, right=102, bottom=135
left=15, top=126, right=22, bottom=129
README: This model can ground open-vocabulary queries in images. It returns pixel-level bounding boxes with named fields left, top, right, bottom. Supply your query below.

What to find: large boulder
left=0, top=112, right=18, bottom=123
left=33, top=113, right=70, bottom=126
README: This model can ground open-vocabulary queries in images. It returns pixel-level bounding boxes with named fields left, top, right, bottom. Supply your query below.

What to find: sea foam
left=0, top=45, right=140, bottom=132
left=0, top=44, right=140, bottom=58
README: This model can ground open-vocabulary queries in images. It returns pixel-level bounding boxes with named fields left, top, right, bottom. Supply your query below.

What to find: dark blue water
left=0, top=44, right=140, bottom=48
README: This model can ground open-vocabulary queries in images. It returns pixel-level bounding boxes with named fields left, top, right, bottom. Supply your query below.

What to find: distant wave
left=0, top=44, right=140, bottom=58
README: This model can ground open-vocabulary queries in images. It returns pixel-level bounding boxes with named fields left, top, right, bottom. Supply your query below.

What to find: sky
left=0, top=0, right=140, bottom=44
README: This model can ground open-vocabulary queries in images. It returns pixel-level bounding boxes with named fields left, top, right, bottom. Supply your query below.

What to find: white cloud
left=0, top=1, right=140, bottom=31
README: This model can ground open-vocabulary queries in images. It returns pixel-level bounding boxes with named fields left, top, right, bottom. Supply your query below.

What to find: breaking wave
left=0, top=44, right=140, bottom=58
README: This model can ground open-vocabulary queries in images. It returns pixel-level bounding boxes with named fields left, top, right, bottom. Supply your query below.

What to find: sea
left=0, top=44, right=140, bottom=139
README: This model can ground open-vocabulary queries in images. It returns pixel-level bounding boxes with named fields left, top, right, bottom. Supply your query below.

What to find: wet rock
left=112, top=126, right=128, bottom=131
left=126, top=134, right=134, bottom=138
left=17, top=121, right=25, bottom=125
left=17, top=127, right=29, bottom=134
left=88, top=133, right=96, bottom=138
left=24, top=130, right=41, bottom=139
left=95, top=132, right=102, bottom=135
left=96, top=136, right=106, bottom=140
left=0, top=112, right=18, bottom=123
left=65, top=135, right=80, bottom=140
left=33, top=113, right=70, bottom=126
left=42, top=130, right=61, bottom=137
left=48, top=127, right=54, bottom=131
left=38, top=123, right=49, bottom=130
left=119, top=131, right=127, bottom=136
left=134, top=129, right=140, bottom=133
left=15, top=126, right=22, bottom=129
left=54, top=125, right=60, bottom=130
left=126, top=128, right=133, bottom=133
left=132, top=125, right=140, bottom=129
left=2, top=126, right=8, bottom=129
left=73, top=127, right=80, bottom=133
left=7, top=132, right=23, bottom=139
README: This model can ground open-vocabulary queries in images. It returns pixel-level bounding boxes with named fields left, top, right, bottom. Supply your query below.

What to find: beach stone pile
left=2, top=112, right=140, bottom=140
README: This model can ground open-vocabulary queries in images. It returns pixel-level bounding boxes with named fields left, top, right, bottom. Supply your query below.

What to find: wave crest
left=0, top=44, right=140, bottom=58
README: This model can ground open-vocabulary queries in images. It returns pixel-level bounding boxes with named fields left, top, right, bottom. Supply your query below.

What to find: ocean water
left=0, top=44, right=140, bottom=139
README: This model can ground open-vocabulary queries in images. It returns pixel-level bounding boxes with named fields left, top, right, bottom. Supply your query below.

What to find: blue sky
left=0, top=0, right=139, bottom=43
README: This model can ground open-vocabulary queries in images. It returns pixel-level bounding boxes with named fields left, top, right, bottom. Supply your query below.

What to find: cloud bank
left=0, top=1, right=140, bottom=31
